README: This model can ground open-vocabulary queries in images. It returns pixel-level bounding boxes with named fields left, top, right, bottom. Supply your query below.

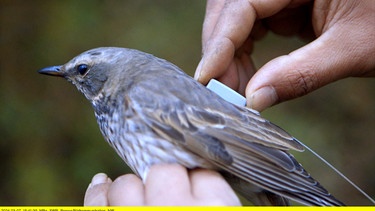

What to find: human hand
left=195, top=0, right=375, bottom=111
left=84, top=164, right=241, bottom=206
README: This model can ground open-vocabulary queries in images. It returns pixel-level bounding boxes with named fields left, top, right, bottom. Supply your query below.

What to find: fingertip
left=246, top=86, right=278, bottom=112
left=189, top=169, right=224, bottom=191
left=90, top=172, right=112, bottom=187
left=146, top=164, right=189, bottom=188
left=195, top=39, right=236, bottom=85
left=194, top=56, right=215, bottom=85
left=145, top=164, right=192, bottom=205
left=84, top=173, right=112, bottom=206
left=112, top=173, right=141, bottom=185
left=194, top=59, right=204, bottom=81
left=244, top=53, right=314, bottom=111
left=108, top=174, right=145, bottom=206
left=190, top=169, right=241, bottom=206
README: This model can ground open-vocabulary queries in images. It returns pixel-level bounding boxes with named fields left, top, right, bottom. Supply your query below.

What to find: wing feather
left=125, top=72, right=342, bottom=205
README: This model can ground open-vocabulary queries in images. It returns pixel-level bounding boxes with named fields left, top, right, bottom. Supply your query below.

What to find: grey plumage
left=39, top=47, right=344, bottom=206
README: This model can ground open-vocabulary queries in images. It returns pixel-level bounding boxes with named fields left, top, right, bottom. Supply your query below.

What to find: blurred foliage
left=0, top=0, right=374, bottom=205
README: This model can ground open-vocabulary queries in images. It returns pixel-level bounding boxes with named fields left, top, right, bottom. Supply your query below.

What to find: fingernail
left=90, top=173, right=110, bottom=186
left=247, top=86, right=278, bottom=111
left=194, top=59, right=204, bottom=80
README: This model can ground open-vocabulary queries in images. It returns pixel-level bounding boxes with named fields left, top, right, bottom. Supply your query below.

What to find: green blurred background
left=0, top=0, right=374, bottom=205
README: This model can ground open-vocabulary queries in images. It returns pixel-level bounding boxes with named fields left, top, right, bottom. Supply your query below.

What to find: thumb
left=246, top=25, right=375, bottom=111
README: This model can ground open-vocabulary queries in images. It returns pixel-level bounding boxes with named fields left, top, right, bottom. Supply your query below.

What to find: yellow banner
left=0, top=207, right=374, bottom=211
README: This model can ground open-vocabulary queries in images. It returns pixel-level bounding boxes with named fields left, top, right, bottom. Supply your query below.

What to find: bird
left=38, top=47, right=344, bottom=206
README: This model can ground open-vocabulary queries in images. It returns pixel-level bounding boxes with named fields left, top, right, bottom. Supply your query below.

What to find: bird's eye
left=77, top=64, right=89, bottom=76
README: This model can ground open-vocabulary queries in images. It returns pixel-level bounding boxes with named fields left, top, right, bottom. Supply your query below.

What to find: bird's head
left=38, top=47, right=136, bottom=101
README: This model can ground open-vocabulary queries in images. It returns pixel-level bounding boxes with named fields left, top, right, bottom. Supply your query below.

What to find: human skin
left=84, top=164, right=241, bottom=206
left=195, top=0, right=375, bottom=111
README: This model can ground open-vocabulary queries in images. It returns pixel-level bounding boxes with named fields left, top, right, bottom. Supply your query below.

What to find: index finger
left=202, top=0, right=226, bottom=46
left=195, top=0, right=295, bottom=84
left=145, top=164, right=192, bottom=205
left=189, top=168, right=241, bottom=206
left=196, top=0, right=255, bottom=84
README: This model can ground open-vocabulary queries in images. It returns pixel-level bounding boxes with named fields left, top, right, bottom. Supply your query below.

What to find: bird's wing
left=127, top=71, right=304, bottom=152
left=125, top=76, right=342, bottom=205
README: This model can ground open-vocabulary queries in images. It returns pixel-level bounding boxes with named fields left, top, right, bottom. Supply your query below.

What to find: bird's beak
left=38, top=65, right=64, bottom=77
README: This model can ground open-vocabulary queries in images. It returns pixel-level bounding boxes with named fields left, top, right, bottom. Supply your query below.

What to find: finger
left=145, top=164, right=192, bottom=205
left=246, top=17, right=375, bottom=111
left=189, top=169, right=241, bottom=206
left=237, top=52, right=257, bottom=94
left=195, top=0, right=294, bottom=84
left=84, top=173, right=112, bottom=206
left=107, top=174, right=145, bottom=206
left=217, top=60, right=241, bottom=91
left=195, top=0, right=255, bottom=83
left=202, top=0, right=226, bottom=46
left=217, top=53, right=255, bottom=95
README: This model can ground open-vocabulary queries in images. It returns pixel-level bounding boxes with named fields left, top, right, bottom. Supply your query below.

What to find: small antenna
left=298, top=140, right=375, bottom=204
